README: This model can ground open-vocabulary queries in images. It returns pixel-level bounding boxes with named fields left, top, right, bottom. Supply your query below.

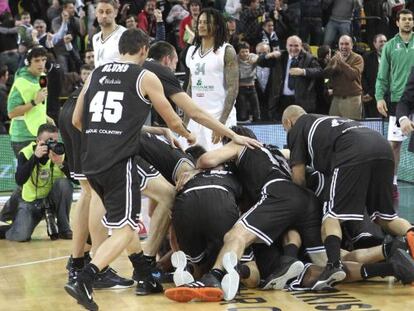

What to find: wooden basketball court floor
left=1, top=182, right=414, bottom=311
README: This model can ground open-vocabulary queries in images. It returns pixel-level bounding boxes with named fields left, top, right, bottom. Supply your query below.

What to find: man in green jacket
left=3, top=123, right=73, bottom=242
left=375, top=8, right=414, bottom=199
left=7, top=45, right=49, bottom=156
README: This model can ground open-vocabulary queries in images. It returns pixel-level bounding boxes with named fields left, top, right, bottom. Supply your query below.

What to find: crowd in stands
left=0, top=0, right=413, bottom=127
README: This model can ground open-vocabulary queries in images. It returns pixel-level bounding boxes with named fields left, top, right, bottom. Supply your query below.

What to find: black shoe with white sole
left=261, top=256, right=305, bottom=290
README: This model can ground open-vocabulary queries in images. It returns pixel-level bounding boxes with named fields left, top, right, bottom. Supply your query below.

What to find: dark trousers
left=299, top=17, right=323, bottom=46
left=5, top=179, right=73, bottom=242
left=236, top=85, right=261, bottom=121
left=277, top=95, right=296, bottom=120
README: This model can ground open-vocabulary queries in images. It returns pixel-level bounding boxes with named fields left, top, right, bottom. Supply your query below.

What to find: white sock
left=393, top=175, right=398, bottom=185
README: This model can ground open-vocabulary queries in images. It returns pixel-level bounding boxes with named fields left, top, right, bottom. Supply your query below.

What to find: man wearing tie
left=255, top=36, right=322, bottom=119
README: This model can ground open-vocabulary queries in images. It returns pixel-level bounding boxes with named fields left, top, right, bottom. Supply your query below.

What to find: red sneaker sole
left=165, top=287, right=223, bottom=303
left=406, top=232, right=414, bottom=260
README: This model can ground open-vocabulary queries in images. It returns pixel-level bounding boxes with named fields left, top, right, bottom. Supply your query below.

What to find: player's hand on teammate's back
left=212, top=131, right=223, bottom=144
left=175, top=169, right=200, bottom=191
left=232, top=134, right=263, bottom=149
left=162, top=128, right=183, bottom=150
left=186, top=133, right=197, bottom=146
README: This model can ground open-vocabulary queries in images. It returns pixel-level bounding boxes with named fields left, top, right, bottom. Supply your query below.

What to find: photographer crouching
left=3, top=123, right=73, bottom=242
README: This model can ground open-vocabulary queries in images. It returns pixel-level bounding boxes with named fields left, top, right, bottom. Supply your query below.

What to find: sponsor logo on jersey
left=99, top=75, right=122, bottom=85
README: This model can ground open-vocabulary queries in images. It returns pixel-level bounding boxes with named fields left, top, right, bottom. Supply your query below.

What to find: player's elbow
left=196, top=154, right=217, bottom=169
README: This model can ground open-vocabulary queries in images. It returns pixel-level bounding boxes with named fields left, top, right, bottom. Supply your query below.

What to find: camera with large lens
left=45, top=138, right=65, bottom=155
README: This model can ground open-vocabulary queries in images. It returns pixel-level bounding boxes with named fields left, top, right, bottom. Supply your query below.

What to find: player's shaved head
left=282, top=105, right=307, bottom=132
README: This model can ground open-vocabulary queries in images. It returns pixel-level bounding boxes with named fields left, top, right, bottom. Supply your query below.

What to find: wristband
left=31, top=100, right=37, bottom=107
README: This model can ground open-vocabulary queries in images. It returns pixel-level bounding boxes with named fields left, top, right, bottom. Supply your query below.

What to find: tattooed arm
left=219, top=45, right=239, bottom=124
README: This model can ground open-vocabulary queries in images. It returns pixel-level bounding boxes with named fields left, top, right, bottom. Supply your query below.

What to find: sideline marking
left=0, top=255, right=69, bottom=269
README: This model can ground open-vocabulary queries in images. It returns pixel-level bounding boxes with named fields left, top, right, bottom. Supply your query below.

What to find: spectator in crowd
left=0, top=0, right=10, bottom=15
left=362, top=34, right=387, bottom=118
left=32, top=19, right=48, bottom=47
left=236, top=41, right=260, bottom=122
left=324, top=35, right=364, bottom=119
left=137, top=0, right=157, bottom=38
left=267, top=0, right=289, bottom=49
left=255, top=42, right=280, bottom=121
left=225, top=0, right=242, bottom=21
left=2, top=123, right=73, bottom=242
left=7, top=45, right=49, bottom=156
left=125, top=14, right=138, bottom=29
left=0, top=12, right=19, bottom=74
left=363, top=0, right=388, bottom=49
left=261, top=18, right=280, bottom=51
left=17, top=11, right=34, bottom=58
left=255, top=35, right=322, bottom=119
left=51, top=0, right=86, bottom=72
left=0, top=64, right=8, bottom=134
left=239, top=0, right=265, bottom=48
left=323, top=0, right=360, bottom=47
left=47, top=0, right=62, bottom=23
left=83, top=48, right=94, bottom=66
left=166, top=0, right=190, bottom=50
left=299, top=0, right=323, bottom=45
left=226, top=16, right=241, bottom=49
left=285, top=0, right=301, bottom=36
left=315, top=44, right=332, bottom=115
left=397, top=66, right=414, bottom=152
left=376, top=8, right=414, bottom=200
left=178, top=0, right=201, bottom=49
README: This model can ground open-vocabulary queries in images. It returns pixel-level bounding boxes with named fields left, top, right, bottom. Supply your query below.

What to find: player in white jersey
left=185, top=8, right=239, bottom=150
left=92, top=0, right=126, bottom=67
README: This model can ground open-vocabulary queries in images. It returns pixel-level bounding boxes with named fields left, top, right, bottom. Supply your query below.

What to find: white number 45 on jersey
left=90, top=91, right=123, bottom=123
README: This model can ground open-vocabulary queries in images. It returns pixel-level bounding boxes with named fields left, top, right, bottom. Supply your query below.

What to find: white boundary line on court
left=0, top=255, right=69, bottom=269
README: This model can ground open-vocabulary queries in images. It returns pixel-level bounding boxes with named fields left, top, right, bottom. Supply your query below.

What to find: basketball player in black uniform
left=64, top=29, right=195, bottom=311
left=282, top=105, right=414, bottom=290
left=60, top=73, right=136, bottom=290
left=166, top=126, right=324, bottom=302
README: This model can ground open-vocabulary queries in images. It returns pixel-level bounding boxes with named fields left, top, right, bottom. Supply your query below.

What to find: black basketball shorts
left=88, top=155, right=159, bottom=229
left=322, top=159, right=397, bottom=222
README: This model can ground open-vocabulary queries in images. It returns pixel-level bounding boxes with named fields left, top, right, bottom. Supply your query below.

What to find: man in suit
left=254, top=35, right=322, bottom=119
left=396, top=66, right=414, bottom=152
left=362, top=34, right=387, bottom=118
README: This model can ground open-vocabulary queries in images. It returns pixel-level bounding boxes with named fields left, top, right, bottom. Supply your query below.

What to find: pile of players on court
left=63, top=100, right=414, bottom=309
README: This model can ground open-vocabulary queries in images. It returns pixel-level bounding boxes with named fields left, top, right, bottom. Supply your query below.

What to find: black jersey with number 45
left=81, top=62, right=151, bottom=176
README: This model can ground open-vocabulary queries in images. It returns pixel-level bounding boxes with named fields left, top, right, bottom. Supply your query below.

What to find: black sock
left=84, top=251, right=92, bottom=262
left=79, top=263, right=99, bottom=283
left=144, top=255, right=156, bottom=266
left=129, top=252, right=151, bottom=278
left=210, top=268, right=225, bottom=281
left=360, top=263, right=394, bottom=279
left=129, top=251, right=145, bottom=270
left=72, top=256, right=85, bottom=269
left=283, top=244, right=299, bottom=258
left=324, top=235, right=341, bottom=265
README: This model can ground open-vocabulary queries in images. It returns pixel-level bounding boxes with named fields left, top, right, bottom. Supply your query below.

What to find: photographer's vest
left=10, top=75, right=47, bottom=136
left=20, top=142, right=65, bottom=202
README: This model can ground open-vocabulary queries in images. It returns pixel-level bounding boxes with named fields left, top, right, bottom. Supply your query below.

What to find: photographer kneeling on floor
left=2, top=123, right=73, bottom=242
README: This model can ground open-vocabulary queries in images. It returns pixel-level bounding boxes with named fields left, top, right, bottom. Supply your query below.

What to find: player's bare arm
left=291, top=163, right=306, bottom=187
left=170, top=92, right=262, bottom=149
left=72, top=75, right=92, bottom=130
left=141, top=71, right=196, bottom=144
left=196, top=141, right=241, bottom=169
left=219, top=45, right=239, bottom=124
